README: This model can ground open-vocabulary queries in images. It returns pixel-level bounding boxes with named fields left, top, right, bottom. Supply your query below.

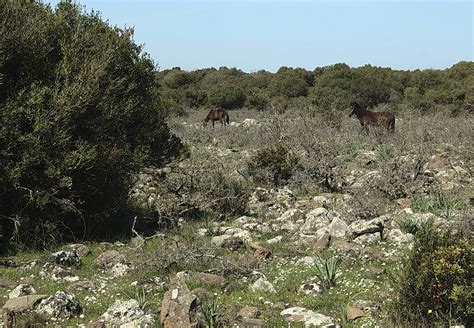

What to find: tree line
left=156, top=62, right=473, bottom=115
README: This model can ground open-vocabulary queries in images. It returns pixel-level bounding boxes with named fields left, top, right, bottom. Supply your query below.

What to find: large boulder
left=3, top=295, right=48, bottom=312
left=160, top=277, right=199, bottom=328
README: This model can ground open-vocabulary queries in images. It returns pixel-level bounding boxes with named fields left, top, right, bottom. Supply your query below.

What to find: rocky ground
left=1, top=110, right=472, bottom=327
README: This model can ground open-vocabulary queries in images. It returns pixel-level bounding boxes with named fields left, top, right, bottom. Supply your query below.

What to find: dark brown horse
left=204, top=109, right=230, bottom=127
left=348, top=102, right=395, bottom=133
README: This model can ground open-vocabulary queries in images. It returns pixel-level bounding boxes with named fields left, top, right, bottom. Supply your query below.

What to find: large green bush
left=208, top=83, right=246, bottom=110
left=0, top=1, right=179, bottom=250
left=392, top=222, right=473, bottom=326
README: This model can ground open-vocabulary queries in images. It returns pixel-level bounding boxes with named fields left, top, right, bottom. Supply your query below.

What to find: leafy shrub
left=0, top=1, right=179, bottom=250
left=247, top=144, right=300, bottom=187
left=208, top=83, right=246, bottom=109
left=392, top=222, right=473, bottom=326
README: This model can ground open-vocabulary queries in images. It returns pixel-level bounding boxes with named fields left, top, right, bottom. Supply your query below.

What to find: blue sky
left=46, top=0, right=473, bottom=72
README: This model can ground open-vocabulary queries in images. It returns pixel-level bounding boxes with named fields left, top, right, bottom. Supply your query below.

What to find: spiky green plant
left=312, top=254, right=341, bottom=290
left=201, top=295, right=220, bottom=328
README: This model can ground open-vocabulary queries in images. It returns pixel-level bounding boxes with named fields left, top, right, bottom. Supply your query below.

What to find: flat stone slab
left=3, top=295, right=48, bottom=312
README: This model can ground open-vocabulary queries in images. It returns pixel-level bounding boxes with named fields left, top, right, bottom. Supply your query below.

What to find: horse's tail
left=388, top=116, right=395, bottom=133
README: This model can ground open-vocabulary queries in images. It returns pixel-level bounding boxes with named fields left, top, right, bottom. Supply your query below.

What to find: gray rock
left=39, top=263, right=79, bottom=282
left=36, top=291, right=81, bottom=319
left=353, top=232, right=382, bottom=244
left=250, top=277, right=276, bottom=293
left=8, top=284, right=36, bottom=299
left=100, top=299, right=155, bottom=327
left=386, top=229, right=414, bottom=244
left=281, top=307, right=335, bottom=326
left=93, top=250, right=127, bottom=270
left=348, top=217, right=385, bottom=238
left=275, top=209, right=305, bottom=222
left=266, top=236, right=283, bottom=244
left=300, top=208, right=331, bottom=234
left=328, top=218, right=348, bottom=238
left=160, top=277, right=199, bottom=328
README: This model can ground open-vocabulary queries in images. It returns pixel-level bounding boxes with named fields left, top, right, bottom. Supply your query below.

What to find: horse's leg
left=212, top=119, right=215, bottom=128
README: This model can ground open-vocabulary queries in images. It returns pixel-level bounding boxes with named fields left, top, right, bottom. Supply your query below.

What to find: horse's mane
left=351, top=102, right=371, bottom=115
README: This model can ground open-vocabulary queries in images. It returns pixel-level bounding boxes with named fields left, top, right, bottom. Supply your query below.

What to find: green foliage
left=269, top=67, right=311, bottom=98
left=312, top=254, right=342, bottom=290
left=0, top=1, right=179, bottom=250
left=392, top=222, right=473, bottom=325
left=396, top=218, right=419, bottom=235
left=247, top=144, right=300, bottom=186
left=208, top=83, right=246, bottom=109
left=413, top=191, right=462, bottom=219
left=201, top=295, right=220, bottom=328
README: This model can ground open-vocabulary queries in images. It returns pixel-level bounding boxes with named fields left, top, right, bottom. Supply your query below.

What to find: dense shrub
left=247, top=144, right=300, bottom=186
left=208, top=83, right=246, bottom=109
left=392, top=222, right=473, bottom=326
left=0, top=1, right=179, bottom=250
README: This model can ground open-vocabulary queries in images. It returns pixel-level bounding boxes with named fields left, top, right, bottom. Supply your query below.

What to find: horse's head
left=348, top=102, right=360, bottom=117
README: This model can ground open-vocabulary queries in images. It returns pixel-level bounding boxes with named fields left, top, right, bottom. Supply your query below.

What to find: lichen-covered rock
left=50, top=250, right=81, bottom=268
left=39, top=263, right=79, bottom=282
left=281, top=307, right=335, bottom=327
left=160, top=277, right=199, bottom=328
left=99, top=299, right=155, bottom=327
left=36, top=291, right=81, bottom=319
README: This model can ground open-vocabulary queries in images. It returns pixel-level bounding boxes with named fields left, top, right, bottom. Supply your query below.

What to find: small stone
left=250, top=278, right=276, bottom=293
left=92, top=251, right=127, bottom=270
left=266, top=236, right=283, bottom=244
left=313, top=233, right=331, bottom=252
left=346, top=306, right=366, bottom=320
left=50, top=250, right=81, bottom=268
left=238, top=306, right=261, bottom=319
left=298, top=283, right=322, bottom=295
left=254, top=247, right=272, bottom=260
left=396, top=198, right=412, bottom=208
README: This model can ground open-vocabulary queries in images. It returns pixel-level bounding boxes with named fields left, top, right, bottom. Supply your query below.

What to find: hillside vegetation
left=0, top=1, right=472, bottom=328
